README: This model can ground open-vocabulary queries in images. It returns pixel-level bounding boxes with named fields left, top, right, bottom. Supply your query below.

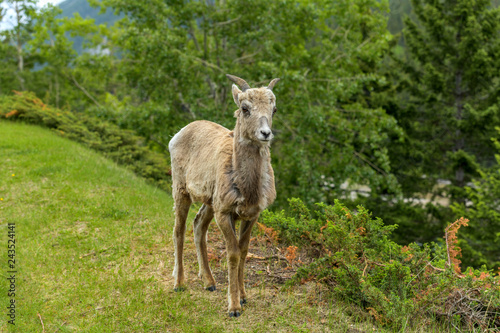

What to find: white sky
left=1, top=0, right=65, bottom=30
left=39, top=0, right=64, bottom=6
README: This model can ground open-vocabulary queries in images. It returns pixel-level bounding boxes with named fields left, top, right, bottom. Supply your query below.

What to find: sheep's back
left=169, top=120, right=233, bottom=204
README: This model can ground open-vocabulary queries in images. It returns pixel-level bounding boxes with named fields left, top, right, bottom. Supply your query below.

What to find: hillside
left=0, top=121, right=381, bottom=332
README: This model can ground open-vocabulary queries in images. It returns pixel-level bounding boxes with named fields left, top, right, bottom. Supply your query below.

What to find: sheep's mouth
left=256, top=133, right=273, bottom=142
left=258, top=138, right=272, bottom=143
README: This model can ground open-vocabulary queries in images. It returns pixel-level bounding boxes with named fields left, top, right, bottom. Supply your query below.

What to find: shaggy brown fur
left=168, top=74, right=280, bottom=317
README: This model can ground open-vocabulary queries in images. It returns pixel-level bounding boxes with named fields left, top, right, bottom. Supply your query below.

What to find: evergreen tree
left=386, top=0, right=500, bottom=254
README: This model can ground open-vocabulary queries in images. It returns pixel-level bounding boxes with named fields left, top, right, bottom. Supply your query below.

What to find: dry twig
left=37, top=313, right=45, bottom=333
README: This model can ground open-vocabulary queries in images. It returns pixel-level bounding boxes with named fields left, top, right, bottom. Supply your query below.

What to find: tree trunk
left=454, top=68, right=464, bottom=188
left=15, top=1, right=25, bottom=90
left=454, top=28, right=465, bottom=200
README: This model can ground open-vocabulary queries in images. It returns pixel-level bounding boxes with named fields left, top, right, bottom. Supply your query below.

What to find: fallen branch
left=246, top=252, right=285, bottom=261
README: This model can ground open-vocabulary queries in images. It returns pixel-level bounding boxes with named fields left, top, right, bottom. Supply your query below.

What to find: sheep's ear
left=232, top=84, right=242, bottom=106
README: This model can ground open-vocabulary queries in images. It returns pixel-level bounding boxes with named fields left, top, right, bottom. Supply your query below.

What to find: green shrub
left=0, top=91, right=171, bottom=191
left=261, top=198, right=500, bottom=330
left=85, top=99, right=188, bottom=153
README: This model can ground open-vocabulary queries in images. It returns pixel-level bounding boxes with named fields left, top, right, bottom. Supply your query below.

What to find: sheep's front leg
left=238, top=218, right=257, bottom=305
left=215, top=212, right=242, bottom=317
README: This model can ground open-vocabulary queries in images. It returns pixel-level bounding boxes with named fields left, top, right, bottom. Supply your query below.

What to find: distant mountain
left=58, top=0, right=119, bottom=25
left=57, top=0, right=121, bottom=54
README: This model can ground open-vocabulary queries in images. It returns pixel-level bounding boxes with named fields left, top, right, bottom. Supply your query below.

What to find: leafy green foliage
left=0, top=91, right=171, bottom=190
left=88, top=0, right=402, bottom=208
left=1, top=1, right=118, bottom=112
left=453, top=128, right=500, bottom=269
left=261, top=198, right=500, bottom=329
left=0, top=0, right=38, bottom=92
left=58, top=0, right=122, bottom=54
left=87, top=98, right=184, bottom=153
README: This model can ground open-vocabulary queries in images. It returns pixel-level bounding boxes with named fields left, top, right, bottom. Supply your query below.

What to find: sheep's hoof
left=206, top=285, right=216, bottom=292
left=174, top=286, right=186, bottom=292
left=240, top=298, right=247, bottom=306
left=229, top=311, right=241, bottom=318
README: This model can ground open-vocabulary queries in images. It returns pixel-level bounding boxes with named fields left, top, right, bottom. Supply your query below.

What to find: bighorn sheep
left=168, top=74, right=280, bottom=317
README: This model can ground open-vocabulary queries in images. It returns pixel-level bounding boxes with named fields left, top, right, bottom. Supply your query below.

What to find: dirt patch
left=181, top=220, right=317, bottom=294
left=159, top=219, right=313, bottom=291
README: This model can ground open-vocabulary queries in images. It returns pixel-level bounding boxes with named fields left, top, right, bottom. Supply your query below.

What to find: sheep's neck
left=232, top=123, right=268, bottom=206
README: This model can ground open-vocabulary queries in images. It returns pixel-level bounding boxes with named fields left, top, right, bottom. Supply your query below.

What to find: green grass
left=0, top=121, right=386, bottom=332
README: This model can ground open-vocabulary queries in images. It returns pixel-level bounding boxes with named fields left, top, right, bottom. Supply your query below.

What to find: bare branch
left=232, top=50, right=261, bottom=64
left=188, top=24, right=201, bottom=52
left=67, top=73, right=104, bottom=109
left=192, top=56, right=225, bottom=73
left=214, top=16, right=241, bottom=27
left=353, top=151, right=387, bottom=176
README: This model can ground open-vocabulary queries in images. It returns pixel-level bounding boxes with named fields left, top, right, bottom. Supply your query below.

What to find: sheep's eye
left=273, top=106, right=277, bottom=115
left=241, top=105, right=250, bottom=114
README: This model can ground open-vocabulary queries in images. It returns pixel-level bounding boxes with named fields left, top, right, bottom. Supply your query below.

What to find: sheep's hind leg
left=172, top=192, right=191, bottom=292
left=193, top=204, right=216, bottom=291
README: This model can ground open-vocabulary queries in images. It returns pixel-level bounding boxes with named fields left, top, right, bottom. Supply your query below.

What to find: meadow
left=0, top=121, right=386, bottom=332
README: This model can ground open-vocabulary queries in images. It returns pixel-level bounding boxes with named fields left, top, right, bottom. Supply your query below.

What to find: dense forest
left=1, top=0, right=499, bottom=272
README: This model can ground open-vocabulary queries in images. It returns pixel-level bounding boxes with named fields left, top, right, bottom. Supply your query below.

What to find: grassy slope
left=0, top=121, right=380, bottom=332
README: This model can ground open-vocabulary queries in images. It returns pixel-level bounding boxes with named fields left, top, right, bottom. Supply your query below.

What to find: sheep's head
left=227, top=74, right=280, bottom=145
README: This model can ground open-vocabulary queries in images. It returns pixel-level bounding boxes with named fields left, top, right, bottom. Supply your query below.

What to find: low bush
left=261, top=198, right=500, bottom=330
left=0, top=91, right=171, bottom=190
left=85, top=97, right=188, bottom=153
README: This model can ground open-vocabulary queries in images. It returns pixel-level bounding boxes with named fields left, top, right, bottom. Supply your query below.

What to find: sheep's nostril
left=260, top=130, right=271, bottom=139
